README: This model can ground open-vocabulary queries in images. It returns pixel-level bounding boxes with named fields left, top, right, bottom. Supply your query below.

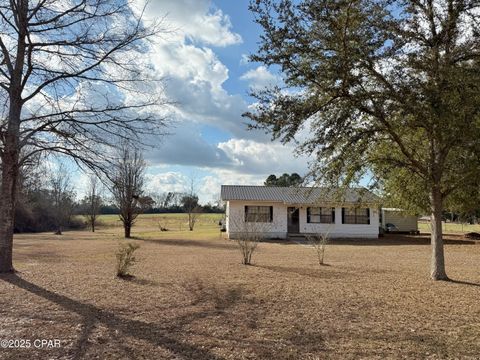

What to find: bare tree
left=110, top=144, right=145, bottom=239
left=0, top=1, right=168, bottom=272
left=182, top=175, right=202, bottom=231
left=48, top=163, right=75, bottom=235
left=83, top=175, right=102, bottom=232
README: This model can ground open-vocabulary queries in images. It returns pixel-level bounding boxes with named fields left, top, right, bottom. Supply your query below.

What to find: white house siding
left=226, top=201, right=379, bottom=239
left=301, top=206, right=379, bottom=238
left=226, top=200, right=288, bottom=239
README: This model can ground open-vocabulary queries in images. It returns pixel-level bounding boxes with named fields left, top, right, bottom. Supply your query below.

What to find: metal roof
left=221, top=185, right=380, bottom=205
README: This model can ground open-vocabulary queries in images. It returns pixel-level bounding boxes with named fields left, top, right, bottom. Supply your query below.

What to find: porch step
left=287, top=233, right=306, bottom=239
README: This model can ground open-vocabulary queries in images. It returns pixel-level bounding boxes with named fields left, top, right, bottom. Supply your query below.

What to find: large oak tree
left=245, top=0, right=480, bottom=280
left=0, top=0, right=167, bottom=272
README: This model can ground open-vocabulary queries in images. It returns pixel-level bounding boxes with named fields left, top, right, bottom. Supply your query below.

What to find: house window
left=342, top=207, right=370, bottom=224
left=307, top=207, right=335, bottom=223
left=245, top=206, right=273, bottom=222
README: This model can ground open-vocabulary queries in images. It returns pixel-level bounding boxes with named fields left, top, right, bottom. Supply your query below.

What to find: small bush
left=307, top=232, right=330, bottom=266
left=116, top=242, right=140, bottom=278
left=158, top=219, right=169, bottom=231
left=231, top=215, right=271, bottom=265
left=236, top=236, right=259, bottom=265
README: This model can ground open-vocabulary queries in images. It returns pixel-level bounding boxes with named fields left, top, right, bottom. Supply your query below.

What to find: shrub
left=158, top=217, right=169, bottom=231
left=306, top=231, right=330, bottom=266
left=231, top=215, right=271, bottom=265
left=236, top=235, right=260, bottom=265
left=115, top=242, right=140, bottom=278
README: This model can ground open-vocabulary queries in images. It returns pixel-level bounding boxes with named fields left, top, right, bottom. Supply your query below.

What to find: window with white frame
left=342, top=207, right=370, bottom=224
left=307, top=207, right=335, bottom=223
left=244, top=206, right=273, bottom=222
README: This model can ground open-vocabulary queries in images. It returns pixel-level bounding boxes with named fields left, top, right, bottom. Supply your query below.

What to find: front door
left=287, top=207, right=300, bottom=233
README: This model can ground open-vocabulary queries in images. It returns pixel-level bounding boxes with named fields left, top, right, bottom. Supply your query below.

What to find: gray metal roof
left=221, top=185, right=380, bottom=205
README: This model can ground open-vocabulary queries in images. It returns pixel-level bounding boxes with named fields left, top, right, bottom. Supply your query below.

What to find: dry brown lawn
left=0, top=225, right=479, bottom=359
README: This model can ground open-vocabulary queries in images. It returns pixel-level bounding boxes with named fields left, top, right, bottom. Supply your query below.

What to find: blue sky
left=85, top=0, right=311, bottom=204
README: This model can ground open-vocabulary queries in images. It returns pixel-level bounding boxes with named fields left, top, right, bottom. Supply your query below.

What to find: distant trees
left=138, top=195, right=156, bottom=213
left=48, top=165, right=76, bottom=235
left=0, top=1, right=167, bottom=273
left=110, top=145, right=146, bottom=239
left=81, top=176, right=103, bottom=232
left=151, top=192, right=183, bottom=212
left=264, top=173, right=302, bottom=187
left=148, top=191, right=223, bottom=214
left=182, top=176, right=202, bottom=231
left=14, top=163, right=82, bottom=233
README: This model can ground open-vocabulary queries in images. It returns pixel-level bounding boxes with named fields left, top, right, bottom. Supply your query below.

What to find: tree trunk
left=0, top=138, right=20, bottom=273
left=0, top=1, right=26, bottom=273
left=0, top=162, right=17, bottom=273
left=430, top=187, right=448, bottom=281
left=124, top=224, right=131, bottom=238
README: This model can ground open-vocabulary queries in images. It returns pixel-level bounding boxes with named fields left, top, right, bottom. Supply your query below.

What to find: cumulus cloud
left=199, top=170, right=266, bottom=203
left=143, top=169, right=266, bottom=204
left=149, top=41, right=268, bottom=141
left=217, top=138, right=308, bottom=175
left=240, top=66, right=279, bottom=90
left=136, top=0, right=242, bottom=47
left=147, top=129, right=308, bottom=176
left=144, top=172, right=189, bottom=195
left=125, top=0, right=308, bottom=203
left=145, top=123, right=231, bottom=168
left=143, top=135, right=310, bottom=203
left=130, top=0, right=271, bottom=149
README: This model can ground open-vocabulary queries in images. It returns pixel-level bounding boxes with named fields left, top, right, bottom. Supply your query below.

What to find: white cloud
left=143, top=137, right=310, bottom=204
left=240, top=66, right=279, bottom=90
left=199, top=170, right=265, bottom=203
left=144, top=122, right=231, bottom=168
left=153, top=44, right=228, bottom=87
left=146, top=129, right=308, bottom=176
left=217, top=138, right=308, bottom=175
left=148, top=41, right=262, bottom=140
left=129, top=1, right=268, bottom=145
left=136, top=0, right=242, bottom=47
left=143, top=169, right=266, bottom=204
left=125, top=0, right=309, bottom=204
left=240, top=53, right=250, bottom=65
left=144, top=172, right=188, bottom=195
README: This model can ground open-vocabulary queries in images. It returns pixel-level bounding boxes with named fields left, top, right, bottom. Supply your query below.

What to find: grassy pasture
left=0, top=214, right=479, bottom=359
left=418, top=220, right=480, bottom=235
left=95, top=213, right=224, bottom=240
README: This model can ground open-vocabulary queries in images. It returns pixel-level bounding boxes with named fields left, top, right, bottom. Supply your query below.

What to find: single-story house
left=381, top=208, right=419, bottom=233
left=221, top=185, right=381, bottom=239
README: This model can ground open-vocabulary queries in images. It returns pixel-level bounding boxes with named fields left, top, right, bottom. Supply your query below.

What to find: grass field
left=418, top=220, right=480, bottom=235
left=95, top=213, right=224, bottom=240
left=1, top=214, right=480, bottom=359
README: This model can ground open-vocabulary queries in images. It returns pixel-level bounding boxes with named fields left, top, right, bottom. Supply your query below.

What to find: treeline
left=97, top=193, right=224, bottom=215
left=14, top=165, right=223, bottom=233
left=441, top=210, right=480, bottom=225
left=15, top=165, right=82, bottom=233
